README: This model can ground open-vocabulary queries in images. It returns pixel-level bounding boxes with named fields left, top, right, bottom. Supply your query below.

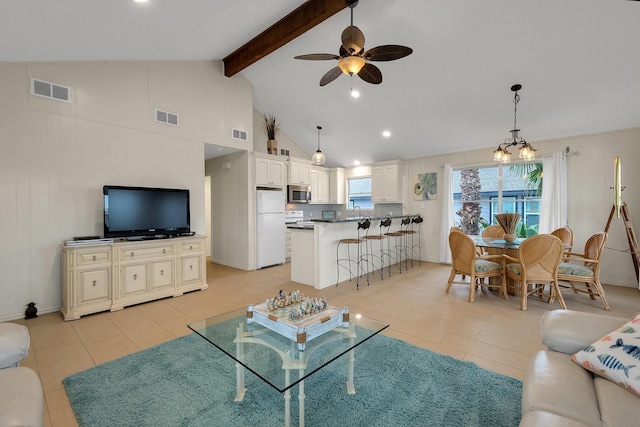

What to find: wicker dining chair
left=504, top=234, right=566, bottom=311
left=446, top=230, right=508, bottom=303
left=557, top=232, right=610, bottom=310
left=482, top=225, right=506, bottom=238
left=551, top=227, right=574, bottom=261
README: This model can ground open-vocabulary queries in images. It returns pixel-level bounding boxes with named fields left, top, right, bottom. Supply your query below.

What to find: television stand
left=61, top=235, right=208, bottom=321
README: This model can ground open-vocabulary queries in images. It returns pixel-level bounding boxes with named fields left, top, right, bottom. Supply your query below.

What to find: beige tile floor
left=8, top=260, right=640, bottom=427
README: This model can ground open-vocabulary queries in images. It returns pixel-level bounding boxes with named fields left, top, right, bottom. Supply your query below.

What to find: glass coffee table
left=188, top=307, right=389, bottom=427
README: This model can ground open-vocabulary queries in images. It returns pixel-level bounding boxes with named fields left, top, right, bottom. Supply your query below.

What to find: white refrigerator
left=256, top=189, right=286, bottom=269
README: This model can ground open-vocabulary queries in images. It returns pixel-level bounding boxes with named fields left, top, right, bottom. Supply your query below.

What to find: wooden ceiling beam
left=223, top=0, right=348, bottom=77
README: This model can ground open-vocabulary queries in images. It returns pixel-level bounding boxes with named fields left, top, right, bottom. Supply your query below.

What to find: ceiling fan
left=294, top=0, right=413, bottom=86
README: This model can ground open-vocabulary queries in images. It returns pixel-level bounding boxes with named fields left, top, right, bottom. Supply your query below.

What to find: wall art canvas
left=413, top=173, right=437, bottom=200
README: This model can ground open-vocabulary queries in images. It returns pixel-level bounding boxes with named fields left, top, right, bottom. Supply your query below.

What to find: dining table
left=471, top=236, right=571, bottom=296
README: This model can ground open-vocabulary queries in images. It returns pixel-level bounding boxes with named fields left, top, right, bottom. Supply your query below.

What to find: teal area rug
left=63, top=332, right=522, bottom=427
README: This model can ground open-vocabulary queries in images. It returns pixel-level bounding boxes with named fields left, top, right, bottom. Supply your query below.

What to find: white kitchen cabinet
left=255, top=154, right=286, bottom=187
left=311, top=168, right=330, bottom=203
left=371, top=161, right=405, bottom=203
left=289, top=158, right=312, bottom=185
left=329, top=167, right=345, bottom=204
left=61, top=236, right=207, bottom=320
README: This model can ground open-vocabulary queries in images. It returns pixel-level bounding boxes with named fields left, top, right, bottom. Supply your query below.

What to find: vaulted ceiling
left=3, top=0, right=639, bottom=166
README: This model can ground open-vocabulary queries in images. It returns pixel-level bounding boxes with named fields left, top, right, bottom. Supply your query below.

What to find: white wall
left=406, top=128, right=640, bottom=288
left=0, top=61, right=253, bottom=320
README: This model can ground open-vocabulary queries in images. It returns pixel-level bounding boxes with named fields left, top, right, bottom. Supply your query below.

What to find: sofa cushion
left=522, top=351, right=601, bottom=427
left=0, top=366, right=44, bottom=427
left=540, top=310, right=628, bottom=355
left=519, top=411, right=591, bottom=427
left=572, top=312, right=640, bottom=397
left=594, top=376, right=640, bottom=427
left=0, top=323, right=30, bottom=368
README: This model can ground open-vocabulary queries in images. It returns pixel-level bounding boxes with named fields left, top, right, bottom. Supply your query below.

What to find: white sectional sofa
left=0, top=322, right=44, bottom=427
left=520, top=309, right=640, bottom=426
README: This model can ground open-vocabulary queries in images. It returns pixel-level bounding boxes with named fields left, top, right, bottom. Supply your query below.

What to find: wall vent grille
left=30, top=78, right=71, bottom=102
left=232, top=128, right=248, bottom=141
left=155, top=109, right=179, bottom=126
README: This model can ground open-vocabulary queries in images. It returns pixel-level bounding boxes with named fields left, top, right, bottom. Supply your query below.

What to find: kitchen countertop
left=304, top=215, right=408, bottom=223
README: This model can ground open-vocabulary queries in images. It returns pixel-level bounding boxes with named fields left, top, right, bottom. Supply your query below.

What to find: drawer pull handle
left=92, top=255, right=97, bottom=261
left=189, top=265, right=193, bottom=270
left=133, top=274, right=138, bottom=280
left=160, top=270, right=164, bottom=275
left=130, top=252, right=135, bottom=257
left=189, top=245, right=193, bottom=250
left=92, top=280, right=97, bottom=286
left=163, top=249, right=166, bottom=254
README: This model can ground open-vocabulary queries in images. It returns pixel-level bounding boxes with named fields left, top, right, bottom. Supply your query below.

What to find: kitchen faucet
left=352, top=206, right=361, bottom=218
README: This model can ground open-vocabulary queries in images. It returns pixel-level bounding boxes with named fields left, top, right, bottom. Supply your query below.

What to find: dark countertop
left=287, top=223, right=315, bottom=230
left=307, top=215, right=408, bottom=223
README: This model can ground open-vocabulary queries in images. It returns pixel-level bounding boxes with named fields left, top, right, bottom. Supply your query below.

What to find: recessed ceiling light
left=133, top=0, right=149, bottom=3
left=353, top=160, right=360, bottom=166
left=382, top=130, right=391, bottom=138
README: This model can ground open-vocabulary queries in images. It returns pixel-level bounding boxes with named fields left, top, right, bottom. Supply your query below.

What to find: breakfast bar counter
left=289, top=216, right=405, bottom=289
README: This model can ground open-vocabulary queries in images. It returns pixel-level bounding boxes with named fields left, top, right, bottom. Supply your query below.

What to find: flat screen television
left=103, top=185, right=190, bottom=239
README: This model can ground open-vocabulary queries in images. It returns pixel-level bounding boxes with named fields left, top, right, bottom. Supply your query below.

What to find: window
left=347, top=177, right=373, bottom=209
left=452, top=162, right=543, bottom=236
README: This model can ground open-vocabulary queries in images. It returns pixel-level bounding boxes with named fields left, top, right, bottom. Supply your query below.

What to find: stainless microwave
left=288, top=185, right=311, bottom=203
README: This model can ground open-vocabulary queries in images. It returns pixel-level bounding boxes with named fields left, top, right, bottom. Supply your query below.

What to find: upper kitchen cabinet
left=371, top=160, right=406, bottom=203
left=329, top=167, right=346, bottom=204
left=310, top=168, right=330, bottom=203
left=255, top=153, right=286, bottom=188
left=288, top=158, right=312, bottom=186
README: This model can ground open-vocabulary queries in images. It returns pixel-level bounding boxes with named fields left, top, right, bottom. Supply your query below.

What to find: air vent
left=232, top=128, right=247, bottom=141
left=30, top=78, right=71, bottom=102
left=155, top=109, right=179, bottom=126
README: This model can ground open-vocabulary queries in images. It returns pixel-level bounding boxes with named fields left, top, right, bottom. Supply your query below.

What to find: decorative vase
left=267, top=139, right=278, bottom=155
left=503, top=233, right=517, bottom=243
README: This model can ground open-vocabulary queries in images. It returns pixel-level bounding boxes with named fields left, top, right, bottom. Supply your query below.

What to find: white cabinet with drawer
left=61, top=236, right=207, bottom=320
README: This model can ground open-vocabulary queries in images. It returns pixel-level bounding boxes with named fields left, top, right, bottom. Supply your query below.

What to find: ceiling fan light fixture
left=338, top=56, right=365, bottom=75
left=311, top=125, right=326, bottom=165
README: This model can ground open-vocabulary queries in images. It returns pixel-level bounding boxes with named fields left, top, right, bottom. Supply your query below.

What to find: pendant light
left=311, top=125, right=326, bottom=165
left=493, top=84, right=536, bottom=163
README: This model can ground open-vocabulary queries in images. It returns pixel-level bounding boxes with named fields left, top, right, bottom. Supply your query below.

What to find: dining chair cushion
left=558, top=263, right=594, bottom=277
left=505, top=263, right=522, bottom=276
left=571, top=312, right=640, bottom=398
left=475, top=260, right=502, bottom=273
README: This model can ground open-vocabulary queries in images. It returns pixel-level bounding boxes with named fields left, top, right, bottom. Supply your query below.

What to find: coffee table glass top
left=187, top=307, right=389, bottom=393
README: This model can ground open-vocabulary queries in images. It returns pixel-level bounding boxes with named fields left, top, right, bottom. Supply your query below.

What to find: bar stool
left=362, top=218, right=388, bottom=281
left=336, top=218, right=371, bottom=289
left=398, top=215, right=419, bottom=268
left=385, top=217, right=410, bottom=273
left=410, top=214, right=423, bottom=266
left=378, top=217, right=397, bottom=277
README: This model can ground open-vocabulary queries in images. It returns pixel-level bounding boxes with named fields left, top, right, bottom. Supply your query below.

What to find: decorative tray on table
left=247, top=290, right=349, bottom=350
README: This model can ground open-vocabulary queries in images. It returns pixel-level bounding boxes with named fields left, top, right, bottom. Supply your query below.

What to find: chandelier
left=493, top=84, right=536, bottom=163
left=311, top=125, right=326, bottom=165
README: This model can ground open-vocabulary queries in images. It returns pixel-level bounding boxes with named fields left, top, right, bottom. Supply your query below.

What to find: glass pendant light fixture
left=493, top=84, right=536, bottom=163
left=311, top=125, right=326, bottom=165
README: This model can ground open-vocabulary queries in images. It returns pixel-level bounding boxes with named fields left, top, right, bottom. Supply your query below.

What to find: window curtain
left=440, top=163, right=454, bottom=263
left=539, top=152, right=567, bottom=233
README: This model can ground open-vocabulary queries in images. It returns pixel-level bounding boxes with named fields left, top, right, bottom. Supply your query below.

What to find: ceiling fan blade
left=341, top=25, right=365, bottom=55
left=364, top=45, right=413, bottom=61
left=357, top=63, right=382, bottom=85
left=319, top=67, right=343, bottom=86
left=294, top=53, right=340, bottom=61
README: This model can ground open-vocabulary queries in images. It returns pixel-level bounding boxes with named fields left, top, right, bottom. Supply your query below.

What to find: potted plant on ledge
left=262, top=111, right=280, bottom=155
